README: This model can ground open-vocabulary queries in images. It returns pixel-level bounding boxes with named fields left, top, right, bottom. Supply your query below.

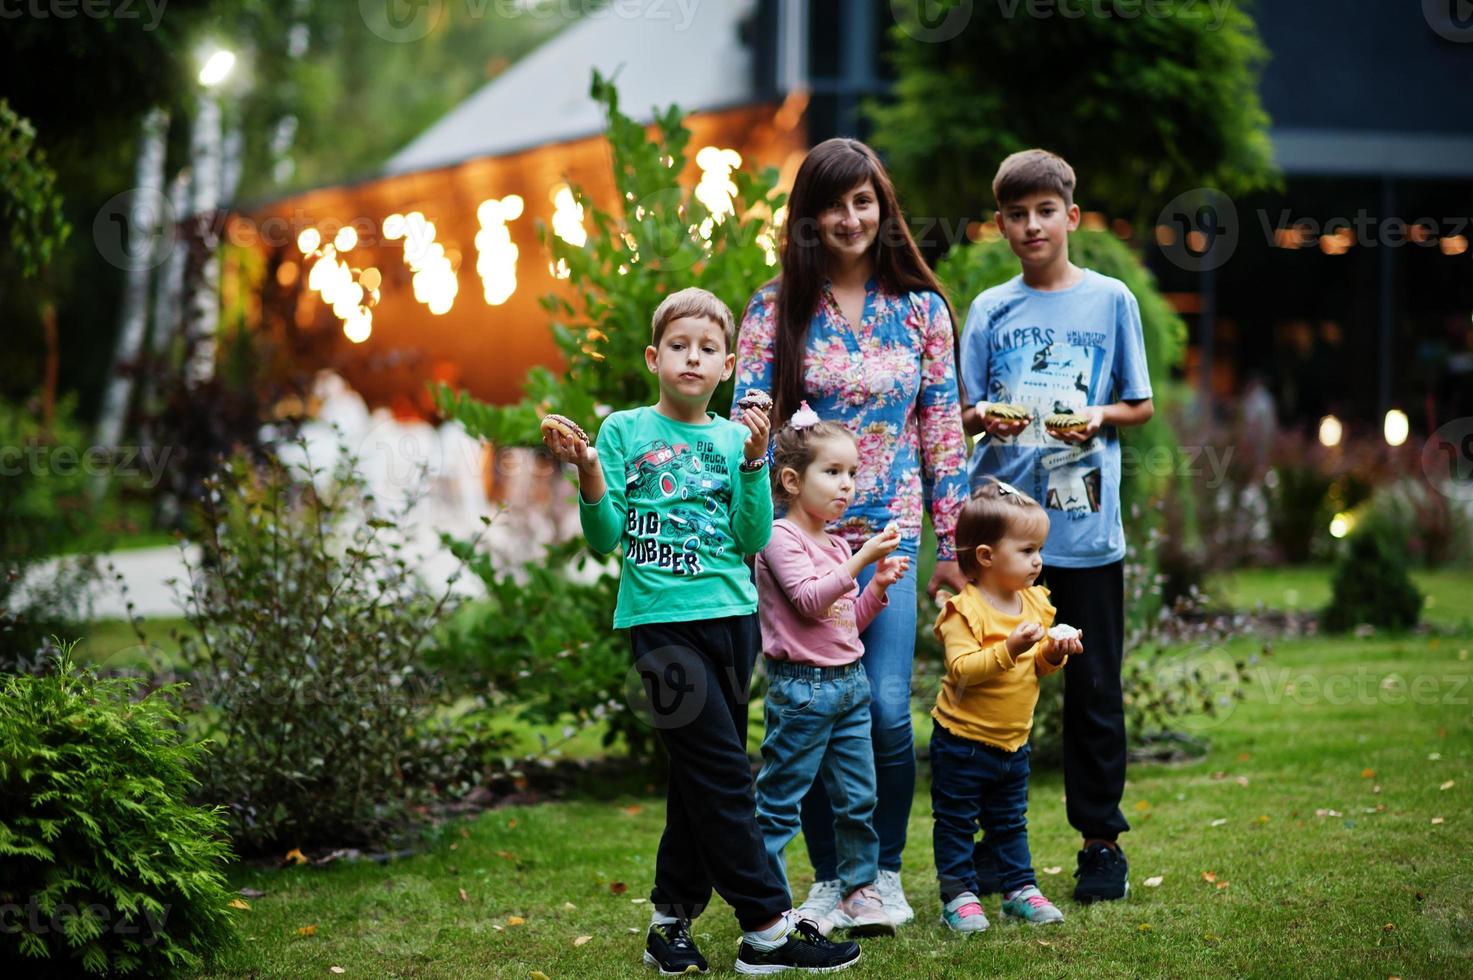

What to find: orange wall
left=229, top=102, right=806, bottom=416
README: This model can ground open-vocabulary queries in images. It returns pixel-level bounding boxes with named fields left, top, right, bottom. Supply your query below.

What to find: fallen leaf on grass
left=1211, top=771, right=1227, bottom=781
left=228, top=899, right=251, bottom=910
left=1383, top=923, right=1396, bottom=932
left=1235, top=776, right=1250, bottom=787
left=1372, top=785, right=1382, bottom=795
left=508, top=916, right=526, bottom=926
left=530, top=972, right=550, bottom=980
left=1041, top=866, right=1062, bottom=875
left=1134, top=800, right=1151, bottom=812
left=1138, top=923, right=1153, bottom=933
left=238, top=887, right=266, bottom=898
left=1428, top=752, right=1442, bottom=761
left=1431, top=817, right=1445, bottom=825
left=574, top=935, right=592, bottom=946
left=622, top=804, right=643, bottom=816
left=1440, top=780, right=1455, bottom=791
left=609, top=882, right=628, bottom=895
left=330, top=968, right=345, bottom=975
left=507, top=818, right=518, bottom=829
left=563, top=902, right=578, bottom=911
left=1315, top=809, right=1343, bottom=818
left=1237, top=753, right=1251, bottom=762
left=1361, top=768, right=1376, bottom=779
left=297, top=925, right=317, bottom=937
left=1216, top=881, right=1229, bottom=890
left=626, top=927, right=639, bottom=934
left=631, top=898, right=647, bottom=905
left=1143, top=876, right=1164, bottom=888
left=1210, top=818, right=1228, bottom=827
left=496, top=851, right=517, bottom=861
left=1201, top=872, right=1217, bottom=883
left=492, top=925, right=504, bottom=932
left=1256, top=815, right=1270, bottom=824
left=458, top=888, right=468, bottom=903
left=285, top=848, right=308, bottom=865
left=1037, top=938, right=1052, bottom=946
left=1203, top=933, right=1221, bottom=945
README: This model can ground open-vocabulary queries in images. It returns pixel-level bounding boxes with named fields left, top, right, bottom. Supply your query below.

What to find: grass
left=190, top=572, right=1473, bottom=979
left=1209, top=565, right=1472, bottom=630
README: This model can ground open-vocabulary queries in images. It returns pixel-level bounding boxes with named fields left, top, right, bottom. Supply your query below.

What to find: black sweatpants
left=628, top=614, right=792, bottom=930
left=1040, top=561, right=1131, bottom=841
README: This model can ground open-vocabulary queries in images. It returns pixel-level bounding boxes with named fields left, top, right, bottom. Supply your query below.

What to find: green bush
left=0, top=394, right=99, bottom=672
left=163, top=444, right=481, bottom=852
left=430, top=537, right=651, bottom=759
left=1322, top=524, right=1422, bottom=634
left=0, top=647, right=237, bottom=976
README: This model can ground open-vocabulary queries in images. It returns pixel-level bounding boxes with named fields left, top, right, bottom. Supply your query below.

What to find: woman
left=733, top=137, right=969, bottom=926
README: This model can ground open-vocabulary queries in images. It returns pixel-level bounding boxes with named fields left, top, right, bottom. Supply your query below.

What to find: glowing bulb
left=343, top=309, right=372, bottom=344
left=1384, top=409, right=1409, bottom=447
left=297, top=228, right=321, bottom=254
left=383, top=214, right=406, bottom=240
left=1329, top=512, right=1353, bottom=539
left=1318, top=414, right=1343, bottom=448
left=199, top=49, right=236, bottom=87
left=334, top=226, right=358, bottom=252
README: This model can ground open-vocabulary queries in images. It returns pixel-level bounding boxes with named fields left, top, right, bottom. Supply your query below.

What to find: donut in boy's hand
left=539, top=413, right=589, bottom=444
left=737, top=389, right=773, bottom=415
left=984, top=403, right=1031, bottom=423
left=1044, top=412, right=1090, bottom=438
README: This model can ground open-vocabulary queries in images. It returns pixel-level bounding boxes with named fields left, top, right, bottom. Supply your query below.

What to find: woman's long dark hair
left=770, top=138, right=958, bottom=427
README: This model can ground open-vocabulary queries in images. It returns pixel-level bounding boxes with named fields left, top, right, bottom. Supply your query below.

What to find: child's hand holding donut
left=540, top=414, right=598, bottom=473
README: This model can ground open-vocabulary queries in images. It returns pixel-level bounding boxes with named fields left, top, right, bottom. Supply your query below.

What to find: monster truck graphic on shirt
left=624, top=440, right=701, bottom=499
left=663, top=504, right=729, bottom=557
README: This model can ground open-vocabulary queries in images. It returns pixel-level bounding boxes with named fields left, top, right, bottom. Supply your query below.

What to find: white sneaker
left=828, top=885, right=896, bottom=937
left=875, top=870, right=915, bottom=926
left=795, top=879, right=842, bottom=934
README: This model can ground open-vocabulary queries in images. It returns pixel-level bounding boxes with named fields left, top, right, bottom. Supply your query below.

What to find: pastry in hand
left=1047, top=623, right=1080, bottom=642
left=736, top=389, right=773, bottom=415
left=1044, top=412, right=1090, bottom=438
left=984, top=402, right=1031, bottom=423
left=539, top=413, right=589, bottom=444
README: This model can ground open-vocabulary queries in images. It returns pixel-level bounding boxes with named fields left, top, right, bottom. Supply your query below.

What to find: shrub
left=162, top=443, right=481, bottom=852
left=0, top=646, right=237, bottom=976
left=1322, top=524, right=1422, bottom=634
left=0, top=394, right=99, bottom=673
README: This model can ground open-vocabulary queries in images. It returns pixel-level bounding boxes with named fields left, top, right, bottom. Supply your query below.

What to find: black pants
left=629, top=614, right=791, bottom=930
left=1040, top=561, right=1130, bottom=841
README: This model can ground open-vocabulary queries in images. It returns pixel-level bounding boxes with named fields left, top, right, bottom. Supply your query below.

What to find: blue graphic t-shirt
left=958, top=269, right=1152, bottom=568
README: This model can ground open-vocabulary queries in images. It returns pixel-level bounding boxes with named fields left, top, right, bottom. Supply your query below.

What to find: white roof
left=384, top=0, right=760, bottom=175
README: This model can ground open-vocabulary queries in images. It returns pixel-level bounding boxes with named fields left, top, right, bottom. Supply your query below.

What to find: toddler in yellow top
left=928, top=479, right=1084, bottom=934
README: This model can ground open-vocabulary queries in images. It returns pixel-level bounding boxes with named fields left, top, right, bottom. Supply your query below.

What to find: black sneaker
left=644, top=920, right=709, bottom=975
left=972, top=841, right=1004, bottom=897
left=735, top=917, right=861, bottom=975
left=1073, top=843, right=1130, bottom=904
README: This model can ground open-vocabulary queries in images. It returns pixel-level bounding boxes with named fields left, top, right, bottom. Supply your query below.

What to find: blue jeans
left=799, top=541, right=919, bottom=878
left=755, top=662, right=879, bottom=895
left=929, top=722, right=1035, bottom=902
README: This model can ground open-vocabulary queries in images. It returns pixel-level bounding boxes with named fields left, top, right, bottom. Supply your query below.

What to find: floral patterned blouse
left=733, top=279, right=968, bottom=561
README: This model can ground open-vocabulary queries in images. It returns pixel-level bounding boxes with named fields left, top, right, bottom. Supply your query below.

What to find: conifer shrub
left=0, top=648, right=237, bottom=976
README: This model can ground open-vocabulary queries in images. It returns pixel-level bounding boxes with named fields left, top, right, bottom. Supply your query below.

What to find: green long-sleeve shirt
left=579, top=406, right=773, bottom=629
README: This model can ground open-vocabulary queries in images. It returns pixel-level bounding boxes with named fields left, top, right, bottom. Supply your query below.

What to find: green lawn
left=1209, top=565, right=1472, bottom=630
left=193, top=571, right=1473, bottom=979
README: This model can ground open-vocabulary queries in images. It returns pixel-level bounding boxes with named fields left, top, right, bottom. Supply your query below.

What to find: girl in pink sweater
left=754, top=404, right=911, bottom=937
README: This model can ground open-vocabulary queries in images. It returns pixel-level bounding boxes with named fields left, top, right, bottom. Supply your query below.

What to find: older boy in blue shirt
left=958, top=150, right=1155, bottom=903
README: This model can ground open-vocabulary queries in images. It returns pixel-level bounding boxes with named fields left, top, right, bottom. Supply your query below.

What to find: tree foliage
left=870, top=0, right=1278, bottom=227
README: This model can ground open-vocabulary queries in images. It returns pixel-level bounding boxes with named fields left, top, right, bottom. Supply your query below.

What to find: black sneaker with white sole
left=644, top=920, right=709, bottom=975
left=1073, top=843, right=1130, bottom=904
left=734, top=917, right=861, bottom=975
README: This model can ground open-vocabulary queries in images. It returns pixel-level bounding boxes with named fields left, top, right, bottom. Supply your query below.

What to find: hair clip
left=788, top=401, right=821, bottom=431
left=996, top=481, right=1018, bottom=496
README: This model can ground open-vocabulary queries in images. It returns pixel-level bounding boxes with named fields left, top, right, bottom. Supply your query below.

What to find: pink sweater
left=755, top=519, right=888, bottom=667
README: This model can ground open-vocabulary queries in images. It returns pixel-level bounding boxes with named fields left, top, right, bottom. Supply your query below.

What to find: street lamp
left=184, top=46, right=237, bottom=384
left=198, top=49, right=237, bottom=88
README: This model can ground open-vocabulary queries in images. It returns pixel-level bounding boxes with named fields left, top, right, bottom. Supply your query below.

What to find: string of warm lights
left=297, top=226, right=381, bottom=344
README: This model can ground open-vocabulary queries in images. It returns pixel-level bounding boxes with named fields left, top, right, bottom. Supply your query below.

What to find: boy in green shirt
left=542, top=287, right=861, bottom=975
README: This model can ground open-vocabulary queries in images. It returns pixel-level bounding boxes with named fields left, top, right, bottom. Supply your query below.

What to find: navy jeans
left=799, top=539, right=919, bottom=877
left=755, top=661, right=879, bottom=895
left=929, top=722, right=1035, bottom=903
